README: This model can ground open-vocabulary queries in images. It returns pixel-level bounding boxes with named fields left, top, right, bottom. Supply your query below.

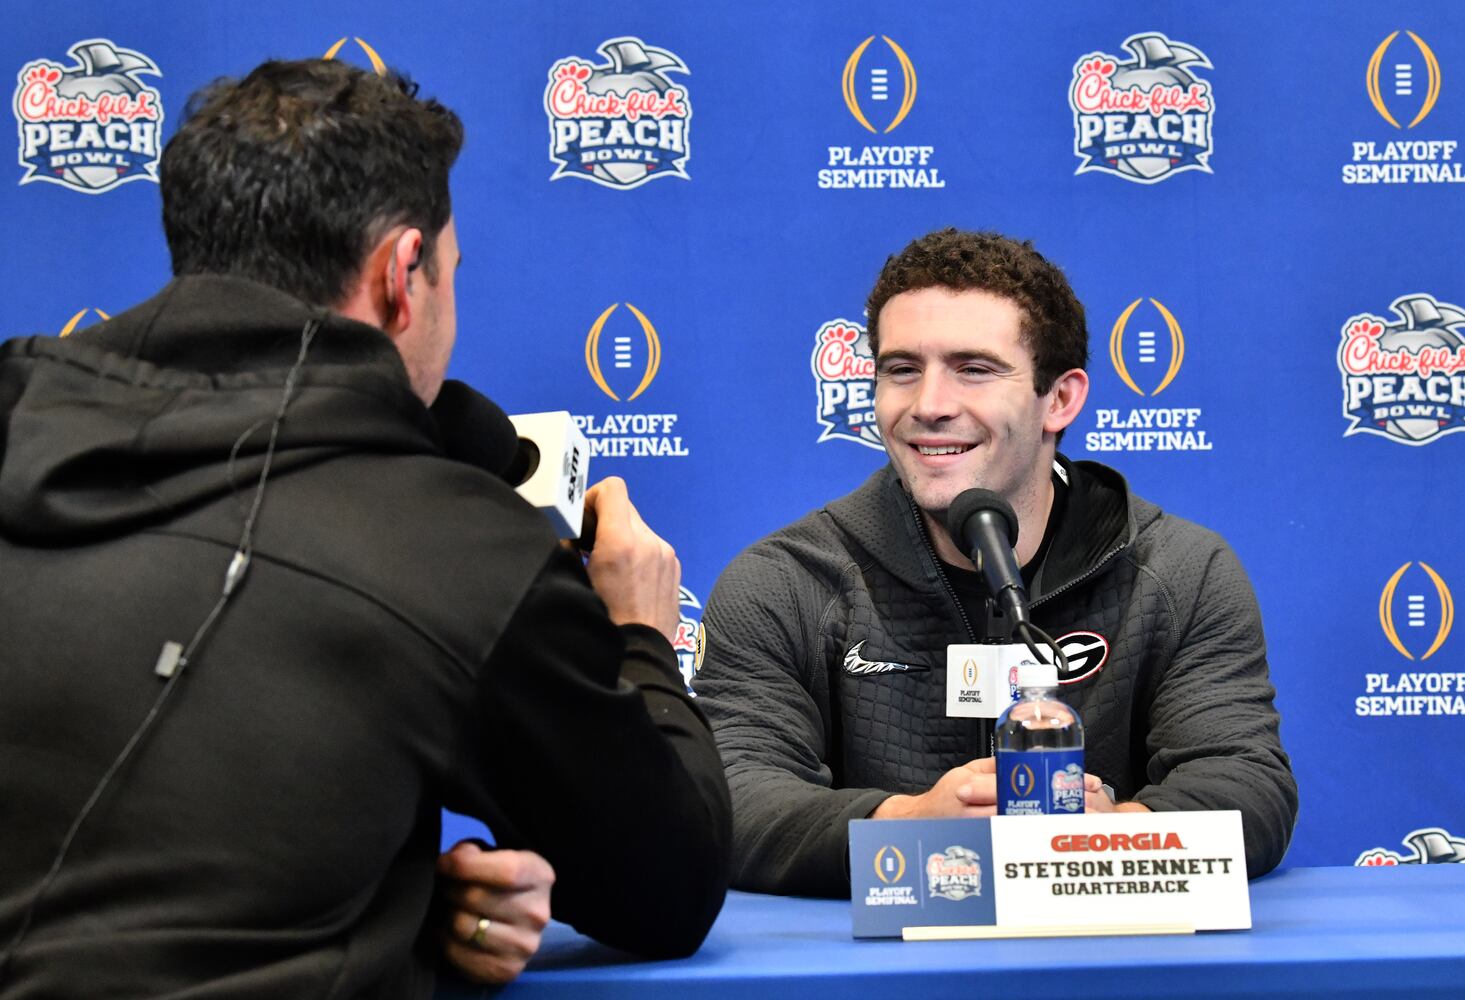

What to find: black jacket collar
left=823, top=455, right=1136, bottom=603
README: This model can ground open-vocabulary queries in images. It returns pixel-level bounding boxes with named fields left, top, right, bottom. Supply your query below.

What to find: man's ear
left=380, top=228, right=424, bottom=336
left=1043, top=368, right=1089, bottom=436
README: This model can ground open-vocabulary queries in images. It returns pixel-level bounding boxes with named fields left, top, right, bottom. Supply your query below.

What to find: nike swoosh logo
left=843, top=640, right=919, bottom=676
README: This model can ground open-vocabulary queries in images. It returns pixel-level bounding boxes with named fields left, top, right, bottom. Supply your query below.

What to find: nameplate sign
left=849, top=811, right=1250, bottom=938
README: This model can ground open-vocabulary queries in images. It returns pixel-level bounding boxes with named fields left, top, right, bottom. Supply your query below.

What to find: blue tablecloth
left=437, top=865, right=1465, bottom=998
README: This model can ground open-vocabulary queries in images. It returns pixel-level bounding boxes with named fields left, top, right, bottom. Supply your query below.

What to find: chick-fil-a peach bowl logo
left=812, top=318, right=881, bottom=450
left=545, top=36, right=691, bottom=190
left=14, top=38, right=163, bottom=193
left=1070, top=32, right=1213, bottom=184
left=1339, top=293, right=1465, bottom=445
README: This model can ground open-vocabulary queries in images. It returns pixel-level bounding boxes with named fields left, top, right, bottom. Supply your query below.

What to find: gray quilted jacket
left=695, top=457, right=1297, bottom=897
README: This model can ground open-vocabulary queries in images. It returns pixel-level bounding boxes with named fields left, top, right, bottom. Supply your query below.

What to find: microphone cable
left=0, top=317, right=319, bottom=980
left=1014, top=619, right=1070, bottom=676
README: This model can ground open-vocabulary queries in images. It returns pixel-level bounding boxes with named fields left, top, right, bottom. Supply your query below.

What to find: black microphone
left=945, top=488, right=1030, bottom=626
left=429, top=381, right=589, bottom=539
left=430, top=379, right=530, bottom=484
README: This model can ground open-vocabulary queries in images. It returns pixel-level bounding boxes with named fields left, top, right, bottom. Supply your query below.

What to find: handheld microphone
left=430, top=382, right=590, bottom=539
left=431, top=379, right=523, bottom=482
left=945, top=488, right=1029, bottom=626
left=507, top=411, right=588, bottom=540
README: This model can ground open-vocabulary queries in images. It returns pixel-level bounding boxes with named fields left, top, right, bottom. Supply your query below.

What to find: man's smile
left=913, top=443, right=974, bottom=456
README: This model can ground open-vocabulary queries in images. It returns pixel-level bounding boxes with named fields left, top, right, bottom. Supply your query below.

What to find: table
left=436, top=865, right=1465, bottom=998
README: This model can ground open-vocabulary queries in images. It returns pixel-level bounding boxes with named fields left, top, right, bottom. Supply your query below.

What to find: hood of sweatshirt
left=0, top=275, right=447, bottom=542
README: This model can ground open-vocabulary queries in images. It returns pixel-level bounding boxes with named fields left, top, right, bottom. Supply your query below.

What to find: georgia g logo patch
left=1055, top=630, right=1109, bottom=684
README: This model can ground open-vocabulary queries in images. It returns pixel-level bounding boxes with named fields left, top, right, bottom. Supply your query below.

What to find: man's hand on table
left=438, top=841, right=555, bottom=984
left=870, top=758, right=1147, bottom=818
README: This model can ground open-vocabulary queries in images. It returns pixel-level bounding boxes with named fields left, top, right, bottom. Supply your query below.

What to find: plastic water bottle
left=995, top=660, right=1085, bottom=815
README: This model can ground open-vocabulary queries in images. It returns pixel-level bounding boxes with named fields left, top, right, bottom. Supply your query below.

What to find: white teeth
left=915, top=445, right=970, bottom=456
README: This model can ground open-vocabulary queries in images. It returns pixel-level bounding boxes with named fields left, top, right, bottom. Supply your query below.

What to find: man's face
left=403, top=216, right=460, bottom=405
left=874, top=286, right=1057, bottom=522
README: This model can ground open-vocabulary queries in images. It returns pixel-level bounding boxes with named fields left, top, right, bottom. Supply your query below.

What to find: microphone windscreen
left=503, top=437, right=540, bottom=487
left=430, top=379, right=523, bottom=482
left=945, top=488, right=1019, bottom=547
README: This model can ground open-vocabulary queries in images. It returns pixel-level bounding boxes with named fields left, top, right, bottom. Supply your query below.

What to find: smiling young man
left=694, top=228, right=1297, bottom=897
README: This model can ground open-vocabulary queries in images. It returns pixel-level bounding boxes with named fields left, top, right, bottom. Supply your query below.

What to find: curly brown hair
left=865, top=228, right=1088, bottom=394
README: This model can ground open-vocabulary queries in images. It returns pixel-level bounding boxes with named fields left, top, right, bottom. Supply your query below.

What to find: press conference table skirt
left=434, top=865, right=1465, bottom=999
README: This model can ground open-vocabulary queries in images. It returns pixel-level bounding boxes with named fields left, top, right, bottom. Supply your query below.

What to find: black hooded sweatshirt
left=0, top=276, right=730, bottom=998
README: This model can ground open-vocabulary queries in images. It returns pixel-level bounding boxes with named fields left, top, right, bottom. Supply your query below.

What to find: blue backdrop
left=5, top=0, right=1462, bottom=872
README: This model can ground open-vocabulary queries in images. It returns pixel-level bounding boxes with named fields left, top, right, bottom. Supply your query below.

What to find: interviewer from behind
left=0, top=58, right=730, bottom=997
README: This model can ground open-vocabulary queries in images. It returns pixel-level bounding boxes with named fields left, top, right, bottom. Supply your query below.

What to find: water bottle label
left=996, top=749, right=1086, bottom=815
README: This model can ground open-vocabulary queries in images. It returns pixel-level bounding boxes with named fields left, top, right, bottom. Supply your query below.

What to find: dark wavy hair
left=865, top=228, right=1088, bottom=394
left=161, top=59, right=463, bottom=305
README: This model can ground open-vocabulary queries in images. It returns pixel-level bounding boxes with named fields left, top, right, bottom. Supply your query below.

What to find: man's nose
left=911, top=369, right=959, bottom=423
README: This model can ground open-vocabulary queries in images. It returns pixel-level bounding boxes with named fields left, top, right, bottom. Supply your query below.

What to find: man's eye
left=877, top=365, right=918, bottom=379
left=958, top=365, right=995, bottom=378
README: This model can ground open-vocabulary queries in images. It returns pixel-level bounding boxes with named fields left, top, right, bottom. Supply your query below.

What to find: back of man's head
left=865, top=228, right=1088, bottom=395
left=161, top=59, right=463, bottom=306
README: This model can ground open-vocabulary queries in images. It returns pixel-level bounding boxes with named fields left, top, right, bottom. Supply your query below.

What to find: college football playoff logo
left=1108, top=298, right=1185, bottom=396
left=1367, top=31, right=1441, bottom=129
left=585, top=303, right=662, bottom=402
left=59, top=307, right=110, bottom=336
left=842, top=36, right=916, bottom=133
left=322, top=37, right=387, bottom=74
left=873, top=845, right=907, bottom=884
left=1379, top=562, right=1454, bottom=661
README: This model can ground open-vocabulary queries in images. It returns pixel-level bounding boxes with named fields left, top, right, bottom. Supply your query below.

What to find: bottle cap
left=1017, top=660, right=1059, bottom=690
